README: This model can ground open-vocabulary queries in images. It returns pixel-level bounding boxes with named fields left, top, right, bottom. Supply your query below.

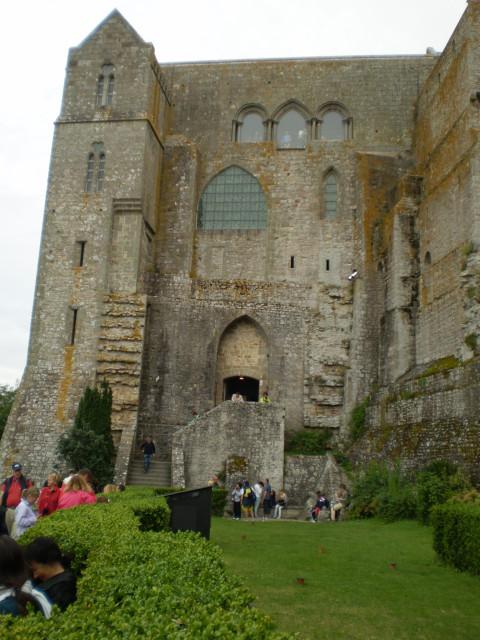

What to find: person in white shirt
left=253, top=481, right=264, bottom=518
left=13, top=487, right=39, bottom=540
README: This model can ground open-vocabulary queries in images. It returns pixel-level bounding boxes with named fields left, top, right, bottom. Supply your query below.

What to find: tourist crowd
left=0, top=462, right=124, bottom=618
left=229, top=478, right=348, bottom=522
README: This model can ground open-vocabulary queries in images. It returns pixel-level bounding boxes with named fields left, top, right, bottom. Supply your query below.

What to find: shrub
left=57, top=381, right=115, bottom=487
left=285, top=428, right=331, bottom=455
left=350, top=462, right=416, bottom=522
left=431, top=502, right=480, bottom=575
left=0, top=383, right=16, bottom=439
left=416, top=460, right=469, bottom=524
left=3, top=490, right=291, bottom=639
left=212, top=487, right=228, bottom=516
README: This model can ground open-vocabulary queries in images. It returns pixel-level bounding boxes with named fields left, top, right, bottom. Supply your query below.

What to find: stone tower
left=0, top=11, right=169, bottom=481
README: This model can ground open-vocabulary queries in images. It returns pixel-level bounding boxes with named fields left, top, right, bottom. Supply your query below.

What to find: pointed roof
left=76, top=9, right=147, bottom=50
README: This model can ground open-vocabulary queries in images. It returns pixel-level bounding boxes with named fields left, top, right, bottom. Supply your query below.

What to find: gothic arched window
left=277, top=109, right=307, bottom=148
left=318, top=104, right=352, bottom=140
left=198, top=166, right=267, bottom=230
left=324, top=172, right=338, bottom=216
left=239, top=113, right=264, bottom=142
left=95, top=65, right=115, bottom=107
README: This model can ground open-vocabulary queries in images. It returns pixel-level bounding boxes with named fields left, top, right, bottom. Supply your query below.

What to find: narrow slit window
left=76, top=241, right=86, bottom=267
left=69, top=308, right=78, bottom=345
left=326, top=259, right=330, bottom=271
left=290, top=256, right=295, bottom=268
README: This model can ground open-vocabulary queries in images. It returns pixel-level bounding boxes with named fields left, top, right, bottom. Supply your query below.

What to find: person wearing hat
left=0, top=464, right=32, bottom=535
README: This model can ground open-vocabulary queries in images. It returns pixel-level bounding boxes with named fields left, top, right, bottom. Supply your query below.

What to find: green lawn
left=211, top=518, right=480, bottom=640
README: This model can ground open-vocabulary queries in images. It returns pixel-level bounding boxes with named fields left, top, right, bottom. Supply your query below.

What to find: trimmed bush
left=431, top=502, right=480, bottom=575
left=2, top=489, right=291, bottom=639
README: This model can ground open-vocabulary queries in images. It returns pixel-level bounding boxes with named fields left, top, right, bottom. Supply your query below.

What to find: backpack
left=243, top=488, right=254, bottom=506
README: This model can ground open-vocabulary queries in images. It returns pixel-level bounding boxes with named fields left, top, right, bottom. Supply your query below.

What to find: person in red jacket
left=38, top=473, right=62, bottom=517
left=0, top=464, right=32, bottom=535
left=58, top=475, right=96, bottom=510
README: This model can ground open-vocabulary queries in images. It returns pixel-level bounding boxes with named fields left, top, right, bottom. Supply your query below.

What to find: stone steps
left=127, top=458, right=172, bottom=487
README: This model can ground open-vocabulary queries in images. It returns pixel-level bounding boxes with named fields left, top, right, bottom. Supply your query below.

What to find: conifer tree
left=58, top=381, right=115, bottom=487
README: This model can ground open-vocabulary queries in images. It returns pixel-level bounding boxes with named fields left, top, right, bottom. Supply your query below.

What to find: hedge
left=1, top=489, right=291, bottom=639
left=431, top=502, right=480, bottom=575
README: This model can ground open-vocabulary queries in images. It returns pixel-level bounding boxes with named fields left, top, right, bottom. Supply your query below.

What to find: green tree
left=58, top=381, right=115, bottom=487
left=0, top=384, right=17, bottom=439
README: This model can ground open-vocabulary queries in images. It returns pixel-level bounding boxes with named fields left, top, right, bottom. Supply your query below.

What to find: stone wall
left=171, top=401, right=284, bottom=491
left=349, top=358, right=480, bottom=484
left=284, top=454, right=350, bottom=506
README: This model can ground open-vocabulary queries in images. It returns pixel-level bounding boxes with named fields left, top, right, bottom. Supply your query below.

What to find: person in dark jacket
left=0, top=536, right=51, bottom=618
left=24, top=537, right=77, bottom=611
left=140, top=436, right=156, bottom=473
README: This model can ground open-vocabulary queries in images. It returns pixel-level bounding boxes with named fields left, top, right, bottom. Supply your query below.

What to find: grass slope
left=211, top=518, right=480, bottom=640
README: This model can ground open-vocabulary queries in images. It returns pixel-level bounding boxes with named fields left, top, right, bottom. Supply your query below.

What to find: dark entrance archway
left=224, top=376, right=259, bottom=402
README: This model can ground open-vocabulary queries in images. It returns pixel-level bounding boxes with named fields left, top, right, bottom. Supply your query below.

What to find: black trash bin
left=164, top=486, right=212, bottom=540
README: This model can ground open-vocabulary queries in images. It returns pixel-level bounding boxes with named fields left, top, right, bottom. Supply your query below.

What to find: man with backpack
left=0, top=463, right=32, bottom=535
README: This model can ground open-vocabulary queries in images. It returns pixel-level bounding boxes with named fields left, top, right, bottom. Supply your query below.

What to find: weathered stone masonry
left=2, top=4, right=480, bottom=487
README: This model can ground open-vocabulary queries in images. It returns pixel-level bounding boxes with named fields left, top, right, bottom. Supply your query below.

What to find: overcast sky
left=0, top=0, right=467, bottom=386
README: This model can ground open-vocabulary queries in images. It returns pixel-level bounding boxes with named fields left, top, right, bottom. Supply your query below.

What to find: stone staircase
left=126, top=457, right=172, bottom=487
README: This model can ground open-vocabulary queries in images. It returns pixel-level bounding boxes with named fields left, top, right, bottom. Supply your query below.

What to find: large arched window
left=198, top=166, right=267, bottom=230
left=324, top=171, right=338, bottom=217
left=277, top=109, right=307, bottom=148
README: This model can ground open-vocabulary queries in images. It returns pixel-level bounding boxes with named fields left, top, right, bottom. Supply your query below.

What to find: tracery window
left=324, top=172, right=338, bottom=216
left=95, top=64, right=115, bottom=107
left=277, top=110, right=307, bottom=148
left=198, top=166, right=267, bottom=230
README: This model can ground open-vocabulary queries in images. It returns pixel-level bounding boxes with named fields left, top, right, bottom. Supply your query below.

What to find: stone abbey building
left=2, top=3, right=480, bottom=489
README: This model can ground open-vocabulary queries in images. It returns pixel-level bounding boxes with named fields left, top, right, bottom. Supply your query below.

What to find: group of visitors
left=0, top=462, right=126, bottom=619
left=0, top=464, right=99, bottom=540
left=0, top=464, right=93, bottom=618
left=231, top=478, right=349, bottom=523
left=231, top=391, right=272, bottom=403
left=231, top=478, right=288, bottom=520
left=308, top=483, right=348, bottom=522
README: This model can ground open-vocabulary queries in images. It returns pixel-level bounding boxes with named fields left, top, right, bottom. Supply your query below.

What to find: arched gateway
left=215, top=317, right=268, bottom=403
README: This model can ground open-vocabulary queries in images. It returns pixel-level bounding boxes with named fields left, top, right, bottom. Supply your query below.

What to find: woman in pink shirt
left=58, top=475, right=96, bottom=510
